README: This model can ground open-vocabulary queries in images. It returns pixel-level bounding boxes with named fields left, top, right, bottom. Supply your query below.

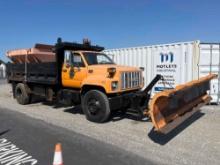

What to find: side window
left=64, top=51, right=71, bottom=64
left=72, top=53, right=85, bottom=67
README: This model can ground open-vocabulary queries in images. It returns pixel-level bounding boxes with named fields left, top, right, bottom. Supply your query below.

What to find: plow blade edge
left=149, top=74, right=217, bottom=134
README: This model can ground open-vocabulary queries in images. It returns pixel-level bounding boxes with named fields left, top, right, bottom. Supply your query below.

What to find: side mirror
left=66, top=63, right=70, bottom=68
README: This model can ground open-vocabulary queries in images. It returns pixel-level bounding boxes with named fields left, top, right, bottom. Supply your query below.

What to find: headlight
left=111, top=81, right=118, bottom=90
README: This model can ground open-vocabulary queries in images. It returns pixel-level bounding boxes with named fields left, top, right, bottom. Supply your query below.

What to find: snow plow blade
left=149, top=74, right=217, bottom=134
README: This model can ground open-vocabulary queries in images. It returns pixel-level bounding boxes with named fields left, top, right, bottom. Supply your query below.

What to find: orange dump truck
left=6, top=38, right=217, bottom=133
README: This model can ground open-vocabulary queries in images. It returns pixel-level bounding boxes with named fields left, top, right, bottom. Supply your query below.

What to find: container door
left=199, top=44, right=220, bottom=103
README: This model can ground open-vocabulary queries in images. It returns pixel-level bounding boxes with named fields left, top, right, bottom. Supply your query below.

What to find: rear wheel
left=15, top=83, right=31, bottom=105
left=82, top=90, right=111, bottom=123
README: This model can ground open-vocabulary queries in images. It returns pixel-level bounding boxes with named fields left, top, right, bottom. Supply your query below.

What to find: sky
left=0, top=0, right=220, bottom=62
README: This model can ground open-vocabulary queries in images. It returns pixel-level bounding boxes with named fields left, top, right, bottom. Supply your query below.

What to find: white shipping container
left=104, top=41, right=220, bottom=103
left=0, top=63, right=6, bottom=78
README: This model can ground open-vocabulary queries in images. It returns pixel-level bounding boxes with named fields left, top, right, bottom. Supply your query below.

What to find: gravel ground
left=0, top=82, right=219, bottom=165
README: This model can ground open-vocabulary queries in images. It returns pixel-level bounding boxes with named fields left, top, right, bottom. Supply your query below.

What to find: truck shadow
left=27, top=97, right=206, bottom=145
left=110, top=110, right=151, bottom=122
left=30, top=96, right=77, bottom=109
left=148, top=111, right=204, bottom=145
left=63, top=105, right=84, bottom=114
left=62, top=106, right=151, bottom=122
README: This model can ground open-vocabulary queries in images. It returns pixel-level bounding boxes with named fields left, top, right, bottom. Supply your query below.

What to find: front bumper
left=108, top=93, right=134, bottom=110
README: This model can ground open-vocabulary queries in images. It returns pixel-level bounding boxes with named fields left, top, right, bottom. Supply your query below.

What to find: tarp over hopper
left=7, top=44, right=55, bottom=63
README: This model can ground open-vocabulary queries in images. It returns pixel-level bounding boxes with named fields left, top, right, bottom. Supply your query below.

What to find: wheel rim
left=87, top=98, right=101, bottom=116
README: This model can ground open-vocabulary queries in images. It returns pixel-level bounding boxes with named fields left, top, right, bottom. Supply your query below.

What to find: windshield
left=83, top=52, right=115, bottom=65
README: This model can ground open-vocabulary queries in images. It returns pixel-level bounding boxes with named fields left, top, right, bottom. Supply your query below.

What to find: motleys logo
left=160, top=52, right=174, bottom=63
left=156, top=52, right=176, bottom=69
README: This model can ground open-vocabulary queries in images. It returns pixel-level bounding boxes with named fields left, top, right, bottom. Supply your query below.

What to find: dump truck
left=6, top=38, right=217, bottom=133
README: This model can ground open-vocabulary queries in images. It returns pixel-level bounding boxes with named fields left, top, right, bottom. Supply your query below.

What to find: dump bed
left=7, top=62, right=58, bottom=85
left=6, top=44, right=58, bottom=85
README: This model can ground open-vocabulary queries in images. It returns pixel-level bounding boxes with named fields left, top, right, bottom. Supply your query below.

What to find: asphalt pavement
left=0, top=107, right=154, bottom=165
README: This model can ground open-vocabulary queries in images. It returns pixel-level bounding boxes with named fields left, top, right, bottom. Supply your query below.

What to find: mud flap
left=149, top=74, right=217, bottom=134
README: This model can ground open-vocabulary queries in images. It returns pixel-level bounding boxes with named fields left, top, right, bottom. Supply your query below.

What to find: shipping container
left=0, top=63, right=6, bottom=79
left=104, top=41, right=220, bottom=103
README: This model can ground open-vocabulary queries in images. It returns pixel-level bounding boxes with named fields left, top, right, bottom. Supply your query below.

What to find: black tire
left=15, top=83, right=31, bottom=105
left=82, top=90, right=111, bottom=123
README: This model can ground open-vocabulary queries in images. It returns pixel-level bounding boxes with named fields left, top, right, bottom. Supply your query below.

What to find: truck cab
left=61, top=50, right=144, bottom=94
left=59, top=49, right=144, bottom=123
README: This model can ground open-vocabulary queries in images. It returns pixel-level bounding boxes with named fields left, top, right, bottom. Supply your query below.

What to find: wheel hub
left=88, top=99, right=100, bottom=115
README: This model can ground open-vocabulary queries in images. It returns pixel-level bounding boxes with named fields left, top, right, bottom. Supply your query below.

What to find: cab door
left=62, top=51, right=87, bottom=88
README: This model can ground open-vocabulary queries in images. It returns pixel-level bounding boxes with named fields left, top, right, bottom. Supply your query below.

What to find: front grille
left=121, top=71, right=142, bottom=90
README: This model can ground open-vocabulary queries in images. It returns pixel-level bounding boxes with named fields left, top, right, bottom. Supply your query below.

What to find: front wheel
left=82, top=90, right=111, bottom=123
